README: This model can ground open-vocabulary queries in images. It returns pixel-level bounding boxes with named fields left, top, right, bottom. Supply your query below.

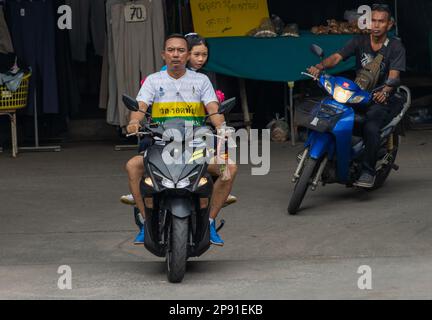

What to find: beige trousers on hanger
left=110, top=0, right=165, bottom=127
left=0, top=5, right=14, bottom=54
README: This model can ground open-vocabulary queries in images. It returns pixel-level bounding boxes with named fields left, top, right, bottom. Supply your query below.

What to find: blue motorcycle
left=288, top=45, right=411, bottom=215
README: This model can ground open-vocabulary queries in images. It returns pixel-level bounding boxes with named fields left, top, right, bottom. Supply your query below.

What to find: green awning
left=205, top=32, right=357, bottom=82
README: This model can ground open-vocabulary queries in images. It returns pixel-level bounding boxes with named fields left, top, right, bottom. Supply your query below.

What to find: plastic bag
left=282, top=24, right=300, bottom=37
left=271, top=14, right=285, bottom=36
left=266, top=114, right=289, bottom=142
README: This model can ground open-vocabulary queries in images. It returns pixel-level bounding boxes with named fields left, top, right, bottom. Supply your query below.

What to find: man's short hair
left=372, top=3, right=393, bottom=20
left=164, top=34, right=188, bottom=50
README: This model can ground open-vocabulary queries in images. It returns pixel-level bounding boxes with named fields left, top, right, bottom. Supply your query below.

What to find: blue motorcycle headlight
left=333, top=85, right=355, bottom=103
left=324, top=80, right=333, bottom=94
left=349, top=95, right=365, bottom=104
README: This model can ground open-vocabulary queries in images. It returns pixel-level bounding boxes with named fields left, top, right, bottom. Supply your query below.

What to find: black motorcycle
left=122, top=95, right=236, bottom=283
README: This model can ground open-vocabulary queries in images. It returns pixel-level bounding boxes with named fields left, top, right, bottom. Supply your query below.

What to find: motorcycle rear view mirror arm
left=204, top=97, right=236, bottom=122
left=310, top=44, right=325, bottom=60
left=122, top=94, right=151, bottom=117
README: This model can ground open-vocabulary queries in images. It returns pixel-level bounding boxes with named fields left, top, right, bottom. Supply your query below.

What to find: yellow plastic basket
left=0, top=73, right=31, bottom=111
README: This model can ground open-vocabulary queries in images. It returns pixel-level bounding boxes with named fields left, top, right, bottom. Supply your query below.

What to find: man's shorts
left=138, top=136, right=153, bottom=154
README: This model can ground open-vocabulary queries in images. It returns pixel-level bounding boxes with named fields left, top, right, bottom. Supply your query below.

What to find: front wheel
left=288, top=156, right=319, bottom=215
left=166, top=216, right=189, bottom=283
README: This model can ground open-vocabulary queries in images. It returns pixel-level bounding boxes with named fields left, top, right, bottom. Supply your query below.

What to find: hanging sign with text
left=190, top=0, right=270, bottom=38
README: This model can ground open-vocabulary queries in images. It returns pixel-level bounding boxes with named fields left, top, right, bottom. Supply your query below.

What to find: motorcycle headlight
left=144, top=177, right=153, bottom=187
left=152, top=170, right=175, bottom=189
left=349, top=95, right=365, bottom=104
left=176, top=177, right=190, bottom=189
left=161, top=177, right=175, bottom=189
left=333, top=85, right=355, bottom=103
left=198, top=177, right=208, bottom=187
left=324, top=80, right=333, bottom=94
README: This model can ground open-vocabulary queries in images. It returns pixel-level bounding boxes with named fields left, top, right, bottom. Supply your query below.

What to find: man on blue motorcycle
left=307, top=4, right=406, bottom=188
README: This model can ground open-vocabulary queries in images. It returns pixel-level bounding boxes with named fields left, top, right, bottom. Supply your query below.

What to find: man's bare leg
left=208, top=164, right=238, bottom=219
left=125, top=156, right=146, bottom=216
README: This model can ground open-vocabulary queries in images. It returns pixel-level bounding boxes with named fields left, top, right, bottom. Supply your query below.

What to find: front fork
left=311, top=157, right=328, bottom=191
left=292, top=148, right=328, bottom=191
left=292, top=148, right=309, bottom=182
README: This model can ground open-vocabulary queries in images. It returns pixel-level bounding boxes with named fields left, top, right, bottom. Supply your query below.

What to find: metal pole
left=19, top=91, right=61, bottom=153
left=34, top=91, right=39, bottom=147
left=178, top=0, right=183, bottom=34
left=395, top=0, right=399, bottom=36
left=284, top=84, right=288, bottom=126
left=288, top=81, right=296, bottom=146
left=239, top=79, right=251, bottom=135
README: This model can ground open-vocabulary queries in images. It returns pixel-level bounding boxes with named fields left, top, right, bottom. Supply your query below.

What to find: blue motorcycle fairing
left=304, top=97, right=355, bottom=183
left=305, top=130, right=334, bottom=160
left=319, top=74, right=371, bottom=105
left=331, top=104, right=355, bottom=182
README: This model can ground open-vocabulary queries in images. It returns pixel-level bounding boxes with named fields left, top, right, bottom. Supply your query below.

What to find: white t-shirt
left=136, top=69, right=218, bottom=125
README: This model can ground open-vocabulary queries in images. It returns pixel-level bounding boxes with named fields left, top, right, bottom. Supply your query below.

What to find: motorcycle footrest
left=216, top=219, right=225, bottom=232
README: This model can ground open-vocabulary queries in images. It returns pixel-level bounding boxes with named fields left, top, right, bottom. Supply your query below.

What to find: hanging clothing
left=0, top=4, right=13, bottom=53
left=54, top=0, right=81, bottom=119
left=104, top=0, right=165, bottom=127
left=65, top=0, right=106, bottom=62
left=98, top=39, right=109, bottom=110
left=6, top=0, right=59, bottom=114
left=103, top=0, right=124, bottom=125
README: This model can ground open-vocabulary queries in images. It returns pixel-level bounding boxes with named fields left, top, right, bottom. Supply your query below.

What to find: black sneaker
left=353, top=172, right=376, bottom=188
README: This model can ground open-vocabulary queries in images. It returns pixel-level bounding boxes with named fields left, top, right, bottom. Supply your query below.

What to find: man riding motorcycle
left=126, top=34, right=237, bottom=246
left=307, top=4, right=406, bottom=188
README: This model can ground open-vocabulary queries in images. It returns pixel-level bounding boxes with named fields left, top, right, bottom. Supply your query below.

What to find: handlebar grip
left=301, top=72, right=318, bottom=80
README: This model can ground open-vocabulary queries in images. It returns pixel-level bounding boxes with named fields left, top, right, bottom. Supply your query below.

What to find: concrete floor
left=0, top=130, right=432, bottom=299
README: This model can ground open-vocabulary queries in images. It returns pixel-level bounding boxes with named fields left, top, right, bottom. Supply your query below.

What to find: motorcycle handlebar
left=301, top=72, right=319, bottom=81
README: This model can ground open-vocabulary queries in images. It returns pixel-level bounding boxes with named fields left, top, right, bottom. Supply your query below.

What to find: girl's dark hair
left=185, top=33, right=209, bottom=51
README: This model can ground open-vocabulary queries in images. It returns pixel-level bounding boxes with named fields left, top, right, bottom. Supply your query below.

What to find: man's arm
left=308, top=36, right=360, bottom=78
left=127, top=101, right=149, bottom=134
left=205, top=101, right=225, bottom=129
left=308, top=53, right=344, bottom=78
left=373, top=70, right=400, bottom=104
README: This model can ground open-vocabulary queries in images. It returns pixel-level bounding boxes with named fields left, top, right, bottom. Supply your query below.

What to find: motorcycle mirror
left=384, top=78, right=401, bottom=88
left=122, top=94, right=140, bottom=112
left=205, top=97, right=236, bottom=122
left=218, top=97, right=236, bottom=114
left=310, top=44, right=324, bottom=59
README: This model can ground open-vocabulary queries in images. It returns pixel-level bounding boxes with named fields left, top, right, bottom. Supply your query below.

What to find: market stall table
left=205, top=32, right=357, bottom=144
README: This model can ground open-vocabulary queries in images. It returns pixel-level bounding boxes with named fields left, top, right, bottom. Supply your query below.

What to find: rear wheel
left=288, top=156, right=319, bottom=215
left=372, top=133, right=400, bottom=190
left=166, top=216, right=189, bottom=283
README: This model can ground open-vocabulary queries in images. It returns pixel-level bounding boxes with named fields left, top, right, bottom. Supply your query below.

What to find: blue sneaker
left=134, top=225, right=145, bottom=245
left=210, top=221, right=224, bottom=246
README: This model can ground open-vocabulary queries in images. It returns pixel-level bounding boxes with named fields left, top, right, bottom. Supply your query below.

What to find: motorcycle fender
left=306, top=131, right=333, bottom=160
left=163, top=197, right=193, bottom=218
